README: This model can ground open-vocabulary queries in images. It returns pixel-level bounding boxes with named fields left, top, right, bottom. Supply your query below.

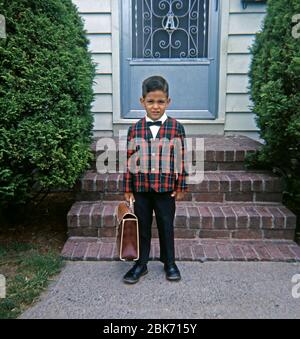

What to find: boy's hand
left=171, top=191, right=185, bottom=200
left=124, top=193, right=135, bottom=203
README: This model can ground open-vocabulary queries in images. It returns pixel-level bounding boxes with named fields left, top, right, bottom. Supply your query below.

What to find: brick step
left=67, top=201, right=296, bottom=240
left=61, top=237, right=300, bottom=262
left=91, top=135, right=262, bottom=171
left=77, top=171, right=283, bottom=203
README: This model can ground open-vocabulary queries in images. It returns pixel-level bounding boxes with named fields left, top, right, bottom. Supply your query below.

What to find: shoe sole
left=123, top=270, right=148, bottom=284
left=166, top=275, right=181, bottom=281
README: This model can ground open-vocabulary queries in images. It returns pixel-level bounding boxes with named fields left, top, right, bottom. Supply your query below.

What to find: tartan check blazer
left=122, top=116, right=189, bottom=193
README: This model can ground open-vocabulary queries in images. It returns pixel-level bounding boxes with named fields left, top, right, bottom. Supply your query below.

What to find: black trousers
left=133, top=190, right=176, bottom=265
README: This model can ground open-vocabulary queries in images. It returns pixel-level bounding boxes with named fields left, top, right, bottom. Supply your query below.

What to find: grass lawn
left=0, top=193, right=74, bottom=319
left=0, top=242, right=64, bottom=319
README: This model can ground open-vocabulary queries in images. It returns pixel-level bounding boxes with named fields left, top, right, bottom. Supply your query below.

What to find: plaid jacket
left=122, top=116, right=188, bottom=193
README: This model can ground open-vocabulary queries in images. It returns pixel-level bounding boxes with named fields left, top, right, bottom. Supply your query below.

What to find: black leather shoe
left=123, top=263, right=148, bottom=284
left=164, top=263, right=181, bottom=281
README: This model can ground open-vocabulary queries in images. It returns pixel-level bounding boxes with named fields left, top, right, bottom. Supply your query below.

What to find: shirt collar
left=145, top=113, right=168, bottom=124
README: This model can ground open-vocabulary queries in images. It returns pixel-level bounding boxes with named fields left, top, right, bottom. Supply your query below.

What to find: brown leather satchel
left=117, top=199, right=139, bottom=261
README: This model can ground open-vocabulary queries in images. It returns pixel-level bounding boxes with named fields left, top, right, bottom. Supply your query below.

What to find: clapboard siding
left=226, top=94, right=253, bottom=113
left=93, top=75, right=113, bottom=94
left=92, top=54, right=112, bottom=74
left=227, top=54, right=252, bottom=74
left=229, top=13, right=265, bottom=35
left=228, top=35, right=256, bottom=54
left=226, top=113, right=258, bottom=130
left=72, top=0, right=114, bottom=134
left=81, top=14, right=111, bottom=33
left=93, top=113, right=113, bottom=131
left=87, top=34, right=112, bottom=53
left=225, top=0, right=266, bottom=137
left=227, top=75, right=250, bottom=94
left=73, top=0, right=111, bottom=13
left=92, top=95, right=113, bottom=113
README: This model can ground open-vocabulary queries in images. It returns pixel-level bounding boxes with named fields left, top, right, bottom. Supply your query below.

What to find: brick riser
left=77, top=171, right=283, bottom=203
left=77, top=192, right=283, bottom=203
left=91, top=161, right=254, bottom=172
left=67, top=201, right=296, bottom=241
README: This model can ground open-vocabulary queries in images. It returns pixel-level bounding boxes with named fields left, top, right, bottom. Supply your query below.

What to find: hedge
left=0, top=0, right=95, bottom=208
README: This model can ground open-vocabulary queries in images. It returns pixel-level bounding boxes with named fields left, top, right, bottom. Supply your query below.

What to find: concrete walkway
left=20, top=261, right=300, bottom=319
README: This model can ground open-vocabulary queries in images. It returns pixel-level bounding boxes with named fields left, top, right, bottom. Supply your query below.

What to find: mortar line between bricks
left=260, top=173, right=266, bottom=192
left=84, top=243, right=91, bottom=261
left=249, top=176, right=254, bottom=193
left=244, top=206, right=250, bottom=229
left=239, top=245, right=251, bottom=262
left=207, top=206, right=214, bottom=230
left=276, top=206, right=287, bottom=229
left=255, top=206, right=263, bottom=229
left=264, top=206, right=275, bottom=230
left=231, top=206, right=238, bottom=230
left=116, top=173, right=121, bottom=191
left=89, top=204, right=96, bottom=228
left=190, top=244, right=195, bottom=261
left=220, top=206, right=227, bottom=229
left=237, top=174, right=242, bottom=192
left=186, top=206, right=190, bottom=229
left=251, top=244, right=262, bottom=261
left=96, top=242, right=103, bottom=260
left=70, top=242, right=79, bottom=259
left=104, top=175, right=109, bottom=192
left=288, top=245, right=299, bottom=257
left=261, top=243, right=273, bottom=260
left=76, top=206, right=83, bottom=228
left=225, top=173, right=231, bottom=192
left=93, top=173, right=97, bottom=192
left=66, top=241, right=77, bottom=260
left=101, top=205, right=107, bottom=227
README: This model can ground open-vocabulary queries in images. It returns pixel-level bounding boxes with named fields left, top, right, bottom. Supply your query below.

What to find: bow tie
left=147, top=121, right=162, bottom=127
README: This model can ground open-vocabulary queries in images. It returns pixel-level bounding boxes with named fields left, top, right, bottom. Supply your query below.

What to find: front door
left=121, top=0, right=220, bottom=119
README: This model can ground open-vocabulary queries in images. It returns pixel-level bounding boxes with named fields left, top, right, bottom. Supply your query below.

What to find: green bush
left=0, top=0, right=95, bottom=207
left=248, top=0, right=300, bottom=217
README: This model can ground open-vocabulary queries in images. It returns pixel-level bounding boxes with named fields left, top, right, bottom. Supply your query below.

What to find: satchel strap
left=129, top=197, right=134, bottom=213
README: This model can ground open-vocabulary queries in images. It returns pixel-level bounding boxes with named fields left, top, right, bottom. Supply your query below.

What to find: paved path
left=21, top=261, right=300, bottom=319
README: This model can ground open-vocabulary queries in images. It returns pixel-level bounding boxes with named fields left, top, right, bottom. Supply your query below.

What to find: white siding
left=72, top=0, right=113, bottom=134
left=225, top=0, right=267, bottom=140
left=73, top=0, right=111, bottom=13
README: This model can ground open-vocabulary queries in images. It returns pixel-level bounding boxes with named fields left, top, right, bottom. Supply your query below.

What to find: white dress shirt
left=145, top=113, right=168, bottom=139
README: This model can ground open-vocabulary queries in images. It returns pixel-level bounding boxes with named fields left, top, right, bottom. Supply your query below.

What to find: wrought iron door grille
left=132, top=0, right=210, bottom=59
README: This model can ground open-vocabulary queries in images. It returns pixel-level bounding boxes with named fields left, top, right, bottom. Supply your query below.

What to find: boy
left=122, top=76, right=188, bottom=284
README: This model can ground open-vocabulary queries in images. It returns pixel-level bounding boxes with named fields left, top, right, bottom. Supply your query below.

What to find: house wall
left=225, top=0, right=266, bottom=142
left=72, top=0, right=114, bottom=137
left=72, top=0, right=267, bottom=141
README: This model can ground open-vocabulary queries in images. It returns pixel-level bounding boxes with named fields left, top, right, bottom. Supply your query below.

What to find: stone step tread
left=92, top=135, right=262, bottom=152
left=67, top=200, right=297, bottom=231
left=61, top=237, right=300, bottom=262
left=80, top=170, right=283, bottom=193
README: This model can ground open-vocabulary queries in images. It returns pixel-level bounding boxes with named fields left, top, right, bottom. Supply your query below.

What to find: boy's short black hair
left=142, top=75, right=169, bottom=98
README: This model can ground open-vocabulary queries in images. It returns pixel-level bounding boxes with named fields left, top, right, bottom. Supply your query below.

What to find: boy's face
left=140, top=90, right=171, bottom=121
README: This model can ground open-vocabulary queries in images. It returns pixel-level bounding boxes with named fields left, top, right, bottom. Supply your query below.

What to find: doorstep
left=61, top=237, right=300, bottom=263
